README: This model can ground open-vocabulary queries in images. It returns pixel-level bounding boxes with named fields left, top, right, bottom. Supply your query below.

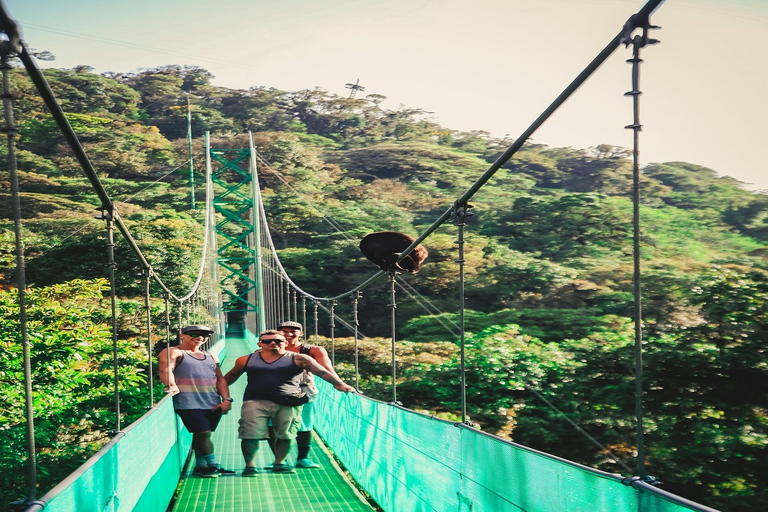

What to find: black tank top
left=242, top=351, right=304, bottom=402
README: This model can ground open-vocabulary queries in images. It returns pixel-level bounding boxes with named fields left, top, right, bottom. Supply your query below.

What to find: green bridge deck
left=170, top=337, right=375, bottom=512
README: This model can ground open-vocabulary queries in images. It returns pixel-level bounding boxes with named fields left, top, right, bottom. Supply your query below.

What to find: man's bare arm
left=223, top=355, right=248, bottom=385
left=308, top=345, right=342, bottom=380
left=158, top=347, right=181, bottom=395
left=295, top=354, right=355, bottom=392
left=212, top=364, right=232, bottom=414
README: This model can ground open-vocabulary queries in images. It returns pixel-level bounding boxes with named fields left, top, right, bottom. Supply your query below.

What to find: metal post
left=163, top=293, right=172, bottom=393
left=330, top=300, right=336, bottom=366
left=2, top=39, right=37, bottom=503
left=187, top=95, right=195, bottom=209
left=144, top=268, right=154, bottom=407
left=389, top=272, right=397, bottom=403
left=454, top=205, right=469, bottom=423
left=101, top=209, right=121, bottom=433
left=285, top=280, right=291, bottom=322
left=313, top=301, right=319, bottom=344
left=249, top=133, right=267, bottom=333
left=353, top=291, right=361, bottom=391
left=622, top=17, right=659, bottom=481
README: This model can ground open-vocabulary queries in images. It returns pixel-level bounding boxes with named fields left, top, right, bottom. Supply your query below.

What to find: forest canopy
left=1, top=63, right=766, bottom=512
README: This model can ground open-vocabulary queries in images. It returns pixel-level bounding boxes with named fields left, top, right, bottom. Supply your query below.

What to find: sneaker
left=242, top=466, right=258, bottom=477
left=213, top=465, right=236, bottom=476
left=295, top=458, right=320, bottom=468
left=271, top=463, right=296, bottom=474
left=193, top=466, right=220, bottom=478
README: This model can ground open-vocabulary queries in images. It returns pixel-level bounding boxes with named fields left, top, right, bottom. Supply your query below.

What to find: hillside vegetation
left=1, top=64, right=767, bottom=511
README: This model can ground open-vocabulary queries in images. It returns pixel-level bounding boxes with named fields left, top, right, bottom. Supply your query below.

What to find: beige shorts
left=238, top=400, right=303, bottom=440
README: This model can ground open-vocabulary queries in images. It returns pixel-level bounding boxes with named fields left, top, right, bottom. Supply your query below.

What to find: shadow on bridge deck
left=169, top=337, right=375, bottom=512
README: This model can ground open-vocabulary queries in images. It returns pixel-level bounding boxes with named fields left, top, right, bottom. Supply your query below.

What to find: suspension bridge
left=2, top=0, right=728, bottom=510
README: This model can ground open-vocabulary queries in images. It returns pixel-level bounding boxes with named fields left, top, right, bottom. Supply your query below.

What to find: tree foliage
left=0, top=280, right=151, bottom=506
left=2, top=62, right=767, bottom=511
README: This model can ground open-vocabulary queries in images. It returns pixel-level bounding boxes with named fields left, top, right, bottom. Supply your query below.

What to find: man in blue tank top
left=158, top=324, right=235, bottom=478
left=224, top=329, right=355, bottom=476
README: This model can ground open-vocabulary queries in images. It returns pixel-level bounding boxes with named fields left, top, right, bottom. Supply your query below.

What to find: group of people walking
left=158, top=321, right=354, bottom=477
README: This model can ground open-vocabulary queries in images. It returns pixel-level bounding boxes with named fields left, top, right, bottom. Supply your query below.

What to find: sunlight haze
left=4, top=0, right=767, bottom=191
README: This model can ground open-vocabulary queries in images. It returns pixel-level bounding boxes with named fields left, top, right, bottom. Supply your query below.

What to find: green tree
left=642, top=267, right=768, bottom=511
left=0, top=280, right=151, bottom=506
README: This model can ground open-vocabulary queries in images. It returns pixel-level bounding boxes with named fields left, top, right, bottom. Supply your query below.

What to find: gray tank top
left=242, top=351, right=304, bottom=402
left=172, top=351, right=220, bottom=410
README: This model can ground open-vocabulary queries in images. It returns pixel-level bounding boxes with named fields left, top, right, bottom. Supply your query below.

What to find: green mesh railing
left=313, top=380, right=719, bottom=512
left=23, top=338, right=719, bottom=512
left=24, top=397, right=191, bottom=512
left=21, top=336, right=228, bottom=512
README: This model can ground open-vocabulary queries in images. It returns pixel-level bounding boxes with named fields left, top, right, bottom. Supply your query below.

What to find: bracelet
left=222, top=397, right=234, bottom=402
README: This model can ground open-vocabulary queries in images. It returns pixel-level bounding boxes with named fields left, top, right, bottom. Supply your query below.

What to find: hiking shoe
left=296, top=458, right=320, bottom=468
left=213, top=465, right=236, bottom=476
left=242, top=466, right=258, bottom=477
left=271, top=463, right=296, bottom=473
left=193, top=466, right=220, bottom=478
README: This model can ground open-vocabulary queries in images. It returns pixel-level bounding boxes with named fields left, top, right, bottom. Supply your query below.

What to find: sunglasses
left=186, top=332, right=211, bottom=338
left=260, top=338, right=285, bottom=344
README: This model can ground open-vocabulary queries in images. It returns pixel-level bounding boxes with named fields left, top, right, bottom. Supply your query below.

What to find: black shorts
left=176, top=409, right=223, bottom=433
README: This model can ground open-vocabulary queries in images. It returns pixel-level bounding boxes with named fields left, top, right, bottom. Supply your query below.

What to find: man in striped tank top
left=158, top=324, right=235, bottom=478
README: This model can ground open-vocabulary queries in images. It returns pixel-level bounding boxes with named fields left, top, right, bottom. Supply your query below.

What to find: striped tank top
left=172, top=351, right=220, bottom=410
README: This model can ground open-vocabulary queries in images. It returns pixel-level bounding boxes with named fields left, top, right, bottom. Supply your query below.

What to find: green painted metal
left=22, top=336, right=720, bottom=512
left=206, top=134, right=265, bottom=333
left=187, top=96, right=195, bottom=209
left=314, top=380, right=719, bottom=512
left=23, top=397, right=192, bottom=512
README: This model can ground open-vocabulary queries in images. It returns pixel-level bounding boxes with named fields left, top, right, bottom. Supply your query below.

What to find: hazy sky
left=3, top=0, right=767, bottom=191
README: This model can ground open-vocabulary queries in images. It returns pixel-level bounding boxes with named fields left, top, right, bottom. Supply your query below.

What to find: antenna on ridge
left=345, top=78, right=365, bottom=98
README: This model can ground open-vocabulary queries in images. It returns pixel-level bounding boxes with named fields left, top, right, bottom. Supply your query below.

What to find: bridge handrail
left=314, top=379, right=721, bottom=512
left=23, top=394, right=191, bottom=512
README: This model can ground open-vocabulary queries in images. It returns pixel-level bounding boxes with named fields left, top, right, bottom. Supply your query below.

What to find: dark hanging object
left=359, top=232, right=428, bottom=274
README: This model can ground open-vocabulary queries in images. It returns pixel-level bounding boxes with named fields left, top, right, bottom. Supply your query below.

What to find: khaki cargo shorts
left=238, top=399, right=303, bottom=440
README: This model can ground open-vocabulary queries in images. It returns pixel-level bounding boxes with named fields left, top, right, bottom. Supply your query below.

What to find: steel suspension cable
left=395, top=278, right=460, bottom=337
left=390, top=0, right=667, bottom=270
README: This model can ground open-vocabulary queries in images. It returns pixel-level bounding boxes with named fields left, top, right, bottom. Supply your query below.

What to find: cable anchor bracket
left=620, top=12, right=660, bottom=49
left=451, top=202, right=474, bottom=226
